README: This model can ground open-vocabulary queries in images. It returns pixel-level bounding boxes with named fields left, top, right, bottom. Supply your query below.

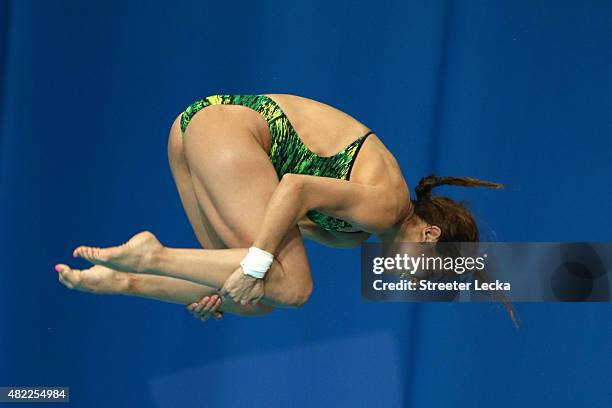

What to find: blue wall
left=1, top=1, right=611, bottom=406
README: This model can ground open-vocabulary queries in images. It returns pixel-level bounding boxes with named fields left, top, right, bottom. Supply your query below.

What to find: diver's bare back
left=264, top=93, right=406, bottom=191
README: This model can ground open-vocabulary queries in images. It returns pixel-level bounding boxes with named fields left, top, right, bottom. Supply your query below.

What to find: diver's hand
left=187, top=294, right=223, bottom=322
left=219, top=267, right=264, bottom=305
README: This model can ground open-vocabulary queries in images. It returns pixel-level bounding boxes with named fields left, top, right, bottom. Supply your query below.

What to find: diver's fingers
left=193, top=297, right=210, bottom=314
left=197, top=295, right=218, bottom=317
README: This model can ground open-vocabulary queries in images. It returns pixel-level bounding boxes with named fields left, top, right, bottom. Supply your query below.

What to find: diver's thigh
left=183, top=115, right=311, bottom=287
left=182, top=112, right=278, bottom=246
left=167, top=113, right=225, bottom=249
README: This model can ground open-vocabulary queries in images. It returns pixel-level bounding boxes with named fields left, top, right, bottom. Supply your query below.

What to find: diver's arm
left=252, top=173, right=401, bottom=254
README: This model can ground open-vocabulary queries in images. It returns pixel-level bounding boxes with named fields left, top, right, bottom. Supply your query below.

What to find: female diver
left=55, top=94, right=502, bottom=322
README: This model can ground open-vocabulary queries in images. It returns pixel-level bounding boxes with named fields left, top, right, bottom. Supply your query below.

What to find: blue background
left=1, top=0, right=611, bottom=406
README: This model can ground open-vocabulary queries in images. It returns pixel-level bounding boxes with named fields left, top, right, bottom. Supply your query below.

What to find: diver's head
left=384, top=175, right=517, bottom=326
left=396, top=175, right=503, bottom=244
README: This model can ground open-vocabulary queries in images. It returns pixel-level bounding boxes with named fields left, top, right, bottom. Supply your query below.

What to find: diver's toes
left=55, top=263, right=68, bottom=275
left=56, top=264, right=77, bottom=289
left=59, top=275, right=73, bottom=289
left=66, top=267, right=80, bottom=285
left=73, top=247, right=83, bottom=258
left=74, top=246, right=92, bottom=261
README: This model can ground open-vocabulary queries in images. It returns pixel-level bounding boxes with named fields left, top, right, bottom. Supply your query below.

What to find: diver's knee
left=282, top=277, right=313, bottom=308
left=296, top=279, right=313, bottom=307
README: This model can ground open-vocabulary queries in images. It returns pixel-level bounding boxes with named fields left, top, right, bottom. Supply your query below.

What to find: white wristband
left=240, top=247, right=274, bottom=279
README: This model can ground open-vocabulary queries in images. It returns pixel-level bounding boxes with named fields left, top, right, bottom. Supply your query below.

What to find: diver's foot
left=55, top=263, right=130, bottom=294
left=72, top=230, right=163, bottom=273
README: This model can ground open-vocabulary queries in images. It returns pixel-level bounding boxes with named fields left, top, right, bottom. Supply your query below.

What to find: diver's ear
left=421, top=225, right=441, bottom=242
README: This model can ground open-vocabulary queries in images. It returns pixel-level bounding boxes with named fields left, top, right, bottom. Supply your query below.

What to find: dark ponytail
left=415, top=175, right=504, bottom=202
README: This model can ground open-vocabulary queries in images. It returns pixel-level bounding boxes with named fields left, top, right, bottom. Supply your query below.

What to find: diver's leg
left=164, top=112, right=273, bottom=316
left=57, top=113, right=269, bottom=316
left=72, top=106, right=313, bottom=307
left=55, top=263, right=267, bottom=316
left=166, top=113, right=225, bottom=250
